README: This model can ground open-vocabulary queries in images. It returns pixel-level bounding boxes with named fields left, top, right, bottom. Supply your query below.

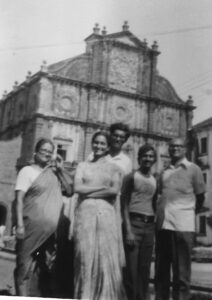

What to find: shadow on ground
left=191, top=294, right=212, bottom=300
left=0, top=289, right=13, bottom=295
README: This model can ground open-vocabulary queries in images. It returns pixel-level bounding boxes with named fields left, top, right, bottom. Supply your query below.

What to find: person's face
left=169, top=139, right=185, bottom=161
left=92, top=134, right=109, bottom=158
left=110, top=129, right=127, bottom=151
left=35, top=142, right=54, bottom=166
left=138, top=150, right=155, bottom=170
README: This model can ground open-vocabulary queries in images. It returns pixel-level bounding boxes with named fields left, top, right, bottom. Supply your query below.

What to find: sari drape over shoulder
left=15, top=167, right=63, bottom=296
left=73, top=160, right=127, bottom=300
left=21, top=167, right=63, bottom=257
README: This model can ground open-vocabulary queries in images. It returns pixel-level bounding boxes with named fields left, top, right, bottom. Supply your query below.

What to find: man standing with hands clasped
left=155, top=137, right=205, bottom=300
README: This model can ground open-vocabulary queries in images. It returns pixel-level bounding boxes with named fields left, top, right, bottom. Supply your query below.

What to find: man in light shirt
left=155, top=137, right=205, bottom=300
left=87, top=123, right=132, bottom=175
left=107, top=122, right=132, bottom=176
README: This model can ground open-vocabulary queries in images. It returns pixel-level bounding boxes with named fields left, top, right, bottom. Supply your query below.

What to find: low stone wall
left=192, top=246, right=212, bottom=262
left=191, top=293, right=212, bottom=300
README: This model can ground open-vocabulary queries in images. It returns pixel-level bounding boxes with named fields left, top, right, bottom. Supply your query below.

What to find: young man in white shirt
left=108, top=123, right=132, bottom=175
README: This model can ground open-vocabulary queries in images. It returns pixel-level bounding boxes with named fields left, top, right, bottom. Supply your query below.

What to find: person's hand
left=126, top=231, right=136, bottom=248
left=55, top=154, right=64, bottom=172
left=50, top=154, right=63, bottom=173
left=16, top=225, right=25, bottom=239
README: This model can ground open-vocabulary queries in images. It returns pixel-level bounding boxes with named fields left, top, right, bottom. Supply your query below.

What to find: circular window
left=60, top=97, right=73, bottom=111
left=116, top=106, right=127, bottom=119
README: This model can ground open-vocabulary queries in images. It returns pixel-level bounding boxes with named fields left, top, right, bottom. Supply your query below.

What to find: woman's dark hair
left=35, top=138, right=55, bottom=153
left=109, top=123, right=130, bottom=140
left=137, top=144, right=157, bottom=162
left=91, top=130, right=110, bottom=147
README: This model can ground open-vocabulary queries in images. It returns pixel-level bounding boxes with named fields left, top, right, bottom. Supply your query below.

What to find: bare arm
left=195, top=193, right=205, bottom=214
left=74, top=162, right=106, bottom=195
left=86, top=187, right=117, bottom=199
left=121, top=174, right=136, bottom=245
left=87, top=170, right=121, bottom=199
left=15, top=190, right=25, bottom=239
left=152, top=189, right=158, bottom=214
left=74, top=183, right=106, bottom=195
left=56, top=169, right=73, bottom=197
left=123, top=202, right=133, bottom=236
left=193, top=165, right=206, bottom=214
left=52, top=155, right=73, bottom=197
left=152, top=175, right=159, bottom=213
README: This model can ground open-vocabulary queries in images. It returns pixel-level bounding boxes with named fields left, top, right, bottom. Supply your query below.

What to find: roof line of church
left=84, top=29, right=158, bottom=54
left=0, top=71, right=193, bottom=111
left=45, top=72, right=194, bottom=110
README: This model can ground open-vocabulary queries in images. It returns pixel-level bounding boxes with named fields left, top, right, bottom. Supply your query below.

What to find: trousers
left=155, top=229, right=194, bottom=300
left=125, top=215, right=155, bottom=300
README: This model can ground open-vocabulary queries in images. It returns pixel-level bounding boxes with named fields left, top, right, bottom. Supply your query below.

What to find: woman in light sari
left=14, top=138, right=73, bottom=297
left=74, top=130, right=127, bottom=300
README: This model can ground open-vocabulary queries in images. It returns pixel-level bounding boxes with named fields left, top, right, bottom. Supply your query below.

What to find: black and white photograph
left=0, top=0, right=212, bottom=299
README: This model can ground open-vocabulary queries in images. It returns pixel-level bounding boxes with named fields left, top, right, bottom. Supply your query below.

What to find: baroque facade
left=0, top=22, right=194, bottom=229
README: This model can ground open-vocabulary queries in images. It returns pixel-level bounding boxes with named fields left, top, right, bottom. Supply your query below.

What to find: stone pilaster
left=149, top=41, right=160, bottom=97
left=83, top=126, right=94, bottom=160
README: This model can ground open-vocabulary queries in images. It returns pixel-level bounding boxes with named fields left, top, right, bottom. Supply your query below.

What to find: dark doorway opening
left=0, top=204, right=7, bottom=226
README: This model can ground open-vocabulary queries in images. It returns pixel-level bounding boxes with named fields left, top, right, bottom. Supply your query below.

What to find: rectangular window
left=54, top=138, right=73, bottom=162
left=199, top=216, right=206, bottom=236
left=56, top=144, right=67, bottom=161
left=200, top=137, right=207, bottom=154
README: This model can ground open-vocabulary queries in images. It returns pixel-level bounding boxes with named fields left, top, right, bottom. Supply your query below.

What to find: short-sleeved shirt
left=160, top=158, right=205, bottom=232
left=122, top=171, right=156, bottom=216
left=74, top=159, right=121, bottom=197
left=15, top=165, right=42, bottom=193
left=87, top=151, right=132, bottom=176
left=107, top=152, right=132, bottom=176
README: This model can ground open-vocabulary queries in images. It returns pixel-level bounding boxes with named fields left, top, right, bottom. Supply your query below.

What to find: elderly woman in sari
left=73, top=130, right=127, bottom=300
left=14, top=138, right=73, bottom=297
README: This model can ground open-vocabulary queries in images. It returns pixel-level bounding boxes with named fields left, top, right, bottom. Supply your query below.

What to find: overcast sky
left=1, top=0, right=212, bottom=124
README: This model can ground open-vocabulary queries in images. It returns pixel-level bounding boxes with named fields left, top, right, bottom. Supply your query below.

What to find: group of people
left=13, top=122, right=205, bottom=300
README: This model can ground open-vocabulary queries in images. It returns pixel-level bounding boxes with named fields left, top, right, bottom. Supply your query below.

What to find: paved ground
left=191, top=262, right=212, bottom=288
left=0, top=252, right=15, bottom=295
left=1, top=251, right=212, bottom=298
left=150, top=261, right=212, bottom=288
left=150, top=262, right=212, bottom=299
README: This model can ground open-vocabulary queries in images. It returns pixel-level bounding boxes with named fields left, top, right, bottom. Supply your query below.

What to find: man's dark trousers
left=155, top=229, right=194, bottom=300
left=126, top=215, right=155, bottom=300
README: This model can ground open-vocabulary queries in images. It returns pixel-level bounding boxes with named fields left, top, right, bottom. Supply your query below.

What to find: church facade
left=0, top=22, right=194, bottom=228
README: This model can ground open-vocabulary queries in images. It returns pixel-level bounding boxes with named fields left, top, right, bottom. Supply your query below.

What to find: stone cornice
left=1, top=71, right=194, bottom=112
left=0, top=113, right=180, bottom=143
left=86, top=30, right=152, bottom=53
left=44, top=73, right=192, bottom=110
left=37, top=114, right=181, bottom=142
left=97, top=39, right=144, bottom=53
left=84, top=33, right=103, bottom=42
left=0, top=72, right=41, bottom=103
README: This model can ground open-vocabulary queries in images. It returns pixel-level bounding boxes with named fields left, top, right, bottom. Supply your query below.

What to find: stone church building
left=0, top=22, right=194, bottom=229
